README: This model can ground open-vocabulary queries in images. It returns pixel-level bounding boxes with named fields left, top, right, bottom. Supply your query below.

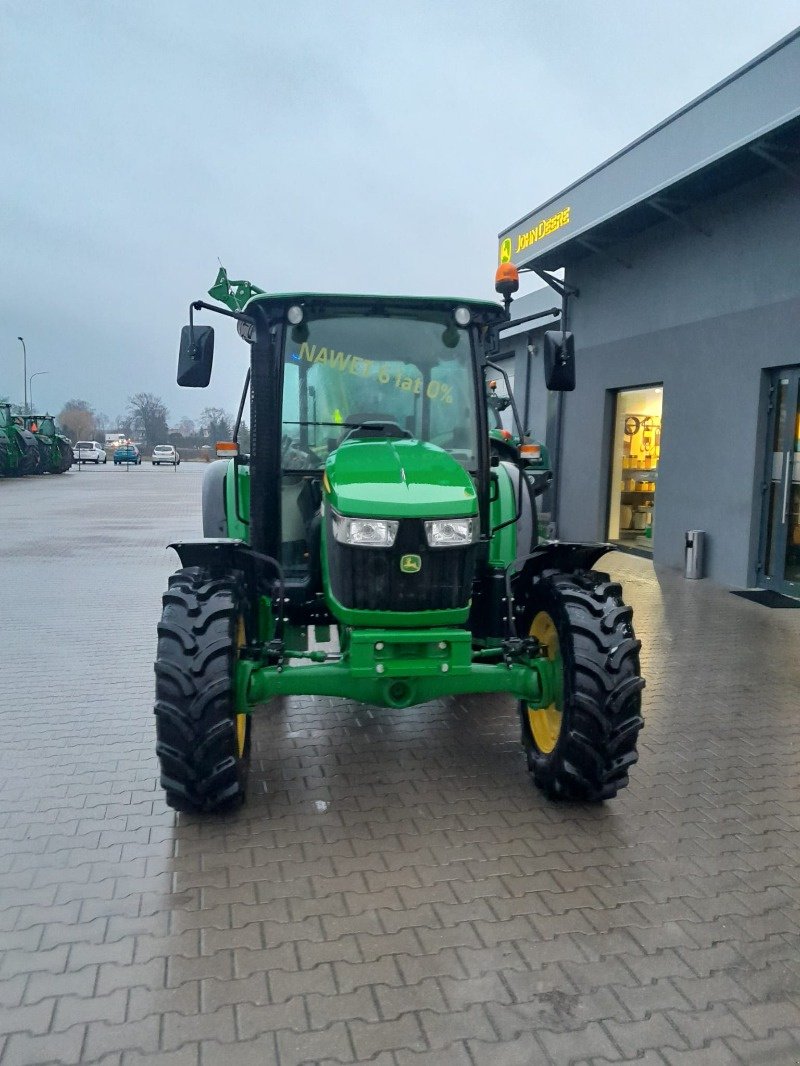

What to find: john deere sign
left=499, top=206, right=573, bottom=265
left=515, top=207, right=572, bottom=252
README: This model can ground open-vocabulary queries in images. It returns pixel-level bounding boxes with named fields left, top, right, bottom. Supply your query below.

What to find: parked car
left=113, top=445, right=141, bottom=465
left=73, top=440, right=107, bottom=464
left=152, top=444, right=180, bottom=466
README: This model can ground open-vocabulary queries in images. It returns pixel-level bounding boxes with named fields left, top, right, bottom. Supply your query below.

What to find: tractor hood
left=324, top=439, right=477, bottom=520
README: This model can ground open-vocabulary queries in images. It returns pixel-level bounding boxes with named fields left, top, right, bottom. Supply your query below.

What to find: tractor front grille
left=325, top=516, right=476, bottom=614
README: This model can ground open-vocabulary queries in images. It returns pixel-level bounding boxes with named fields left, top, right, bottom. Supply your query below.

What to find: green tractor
left=154, top=268, right=644, bottom=814
left=0, top=404, right=41, bottom=477
left=24, top=415, right=74, bottom=474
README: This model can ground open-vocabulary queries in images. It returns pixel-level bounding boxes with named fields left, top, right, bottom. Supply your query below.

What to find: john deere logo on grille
left=400, top=554, right=422, bottom=574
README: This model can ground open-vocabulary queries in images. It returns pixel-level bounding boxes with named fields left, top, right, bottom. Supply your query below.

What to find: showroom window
left=607, top=386, right=663, bottom=553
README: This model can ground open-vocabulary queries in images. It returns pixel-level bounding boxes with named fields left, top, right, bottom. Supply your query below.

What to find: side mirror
left=177, top=325, right=214, bottom=387
left=543, top=331, right=575, bottom=391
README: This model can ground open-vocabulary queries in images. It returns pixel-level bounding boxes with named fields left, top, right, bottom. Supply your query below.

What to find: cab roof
left=242, top=291, right=508, bottom=324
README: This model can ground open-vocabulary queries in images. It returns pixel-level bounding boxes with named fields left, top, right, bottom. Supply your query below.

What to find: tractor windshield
left=280, top=312, right=478, bottom=470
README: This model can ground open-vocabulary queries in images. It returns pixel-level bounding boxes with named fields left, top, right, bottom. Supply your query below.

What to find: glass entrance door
left=607, top=386, right=663, bottom=554
left=759, top=368, right=800, bottom=597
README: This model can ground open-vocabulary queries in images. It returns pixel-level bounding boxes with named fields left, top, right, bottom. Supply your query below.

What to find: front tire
left=154, top=567, right=252, bottom=813
left=519, top=570, right=644, bottom=801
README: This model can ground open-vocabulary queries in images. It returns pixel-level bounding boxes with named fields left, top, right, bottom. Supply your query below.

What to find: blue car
left=114, top=445, right=141, bottom=465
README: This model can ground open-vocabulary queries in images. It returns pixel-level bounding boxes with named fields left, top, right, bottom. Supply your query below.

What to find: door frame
left=756, top=365, right=800, bottom=596
left=603, top=381, right=664, bottom=557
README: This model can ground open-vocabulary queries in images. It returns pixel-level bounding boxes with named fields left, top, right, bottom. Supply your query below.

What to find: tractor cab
left=26, top=415, right=55, bottom=436
left=188, top=290, right=509, bottom=627
left=271, top=295, right=497, bottom=615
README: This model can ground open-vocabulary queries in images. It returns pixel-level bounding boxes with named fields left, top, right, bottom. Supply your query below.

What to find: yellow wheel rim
left=235, top=617, right=248, bottom=759
left=527, top=610, right=563, bottom=755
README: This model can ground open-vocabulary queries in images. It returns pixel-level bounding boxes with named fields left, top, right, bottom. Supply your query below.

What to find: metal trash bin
left=684, top=530, right=706, bottom=579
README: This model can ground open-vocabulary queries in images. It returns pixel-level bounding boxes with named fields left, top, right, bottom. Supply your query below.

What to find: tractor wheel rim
left=235, top=617, right=248, bottom=758
left=527, top=610, right=562, bottom=754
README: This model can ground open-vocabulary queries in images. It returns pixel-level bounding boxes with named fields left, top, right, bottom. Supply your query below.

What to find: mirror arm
left=190, top=300, right=256, bottom=328
left=496, top=307, right=560, bottom=333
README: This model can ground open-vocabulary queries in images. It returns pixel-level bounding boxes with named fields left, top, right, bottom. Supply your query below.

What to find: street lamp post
left=17, top=337, right=27, bottom=413
left=29, top=371, right=48, bottom=413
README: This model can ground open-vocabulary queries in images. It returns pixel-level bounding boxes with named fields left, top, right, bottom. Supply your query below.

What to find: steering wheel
left=341, top=420, right=413, bottom=442
left=281, top=435, right=320, bottom=469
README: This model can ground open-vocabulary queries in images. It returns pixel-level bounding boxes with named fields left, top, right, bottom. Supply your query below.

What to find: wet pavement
left=2, top=463, right=800, bottom=1065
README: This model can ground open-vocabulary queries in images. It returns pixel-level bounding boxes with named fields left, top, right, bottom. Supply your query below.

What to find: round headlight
left=454, top=306, right=471, bottom=327
left=287, top=305, right=304, bottom=325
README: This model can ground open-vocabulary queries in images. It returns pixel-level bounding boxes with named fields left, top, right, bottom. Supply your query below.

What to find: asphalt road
left=2, top=463, right=800, bottom=1065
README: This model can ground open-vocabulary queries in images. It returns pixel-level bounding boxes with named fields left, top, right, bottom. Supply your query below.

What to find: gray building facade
left=498, top=29, right=800, bottom=594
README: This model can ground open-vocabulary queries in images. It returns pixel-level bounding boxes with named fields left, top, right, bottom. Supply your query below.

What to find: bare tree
left=200, top=406, right=232, bottom=443
left=94, top=410, right=110, bottom=435
left=114, top=413, right=136, bottom=438
left=58, top=399, right=96, bottom=443
left=128, top=393, right=169, bottom=448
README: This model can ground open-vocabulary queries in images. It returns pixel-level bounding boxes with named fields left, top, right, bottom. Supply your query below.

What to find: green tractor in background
left=24, top=415, right=74, bottom=474
left=154, top=267, right=644, bottom=814
left=0, top=403, right=41, bottom=477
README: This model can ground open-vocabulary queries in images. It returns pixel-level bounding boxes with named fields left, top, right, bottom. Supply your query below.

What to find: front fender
left=169, top=537, right=250, bottom=572
left=511, top=540, right=614, bottom=608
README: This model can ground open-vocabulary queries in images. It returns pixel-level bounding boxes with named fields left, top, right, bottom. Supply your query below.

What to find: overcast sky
left=2, top=0, right=798, bottom=425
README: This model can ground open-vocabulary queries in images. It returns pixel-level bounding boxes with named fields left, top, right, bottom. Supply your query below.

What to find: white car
left=152, top=444, right=180, bottom=466
left=73, top=440, right=107, bottom=464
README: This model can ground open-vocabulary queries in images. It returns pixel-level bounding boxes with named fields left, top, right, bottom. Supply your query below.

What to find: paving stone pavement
left=2, top=464, right=800, bottom=1065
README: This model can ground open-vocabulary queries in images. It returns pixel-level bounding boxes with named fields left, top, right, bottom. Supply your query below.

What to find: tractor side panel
left=223, top=461, right=251, bottom=541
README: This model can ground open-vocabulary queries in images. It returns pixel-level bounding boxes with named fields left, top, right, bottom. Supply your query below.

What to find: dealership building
left=496, top=28, right=800, bottom=597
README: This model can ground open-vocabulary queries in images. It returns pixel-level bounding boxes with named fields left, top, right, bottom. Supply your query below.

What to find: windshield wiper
left=283, top=421, right=361, bottom=429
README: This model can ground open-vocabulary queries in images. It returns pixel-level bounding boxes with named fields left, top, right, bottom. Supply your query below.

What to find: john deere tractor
left=0, top=404, right=40, bottom=477
left=154, top=267, right=644, bottom=813
left=24, top=416, right=74, bottom=474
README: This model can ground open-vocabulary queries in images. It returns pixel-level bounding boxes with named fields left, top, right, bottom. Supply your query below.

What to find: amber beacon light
left=494, top=262, right=520, bottom=312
